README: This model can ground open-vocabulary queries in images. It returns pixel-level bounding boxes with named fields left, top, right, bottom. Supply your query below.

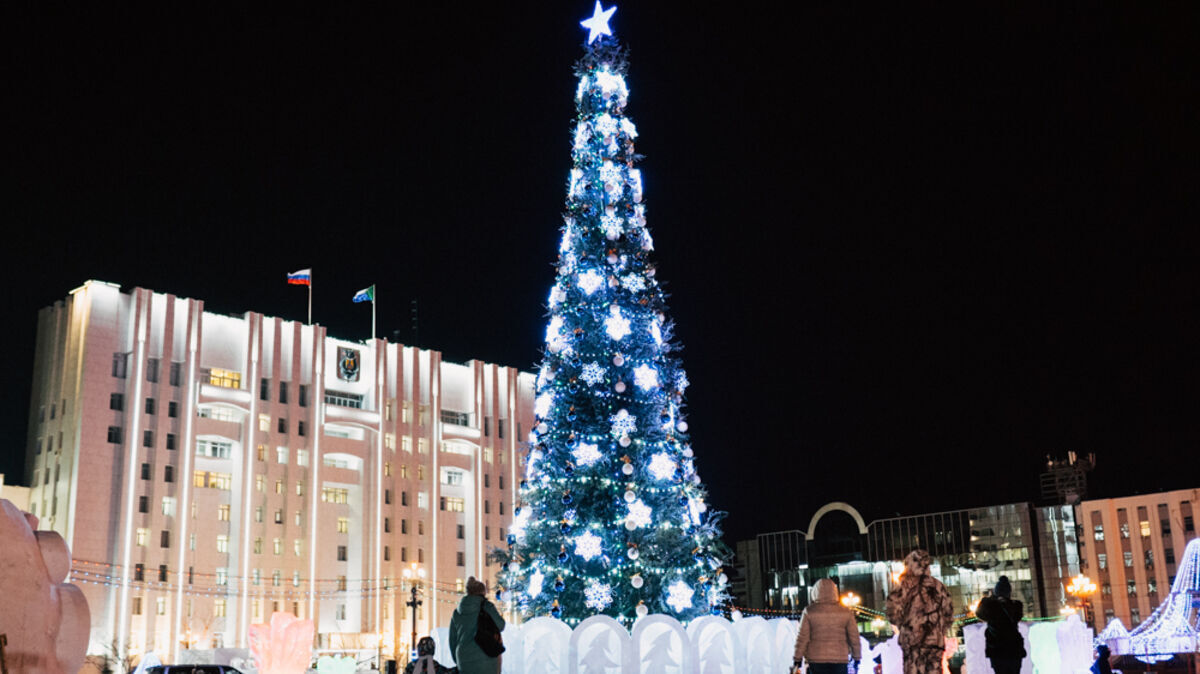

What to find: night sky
left=6, top=4, right=1199, bottom=543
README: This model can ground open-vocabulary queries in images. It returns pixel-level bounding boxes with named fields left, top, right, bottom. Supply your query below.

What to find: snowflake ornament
left=534, top=393, right=554, bottom=419
left=577, top=269, right=604, bottom=295
left=594, top=113, right=618, bottom=137
left=605, top=307, right=631, bottom=341
left=621, top=274, right=646, bottom=292
left=572, top=442, right=602, bottom=467
left=648, top=452, right=677, bottom=481
left=625, top=499, right=652, bottom=529
left=610, top=409, right=637, bottom=436
left=633, top=364, right=659, bottom=391
left=584, top=580, right=613, bottom=611
left=527, top=569, right=545, bottom=599
left=601, top=214, right=624, bottom=239
left=574, top=531, right=603, bottom=561
left=666, top=580, right=694, bottom=613
left=574, top=124, right=590, bottom=150
left=580, top=362, right=606, bottom=386
left=620, top=118, right=638, bottom=138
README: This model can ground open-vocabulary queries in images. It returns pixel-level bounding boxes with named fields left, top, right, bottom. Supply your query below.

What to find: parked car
left=141, top=662, right=242, bottom=666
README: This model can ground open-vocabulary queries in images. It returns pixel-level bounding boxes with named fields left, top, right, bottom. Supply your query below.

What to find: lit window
left=293, top=571, right=301, bottom=587
left=294, top=539, right=303, bottom=556
left=136, top=528, right=149, bottom=547
left=337, top=576, right=347, bottom=591
left=215, top=568, right=228, bottom=586
left=162, top=497, right=176, bottom=517
left=1120, top=523, right=1130, bottom=539
left=1140, top=520, right=1152, bottom=537
left=337, top=517, right=349, bottom=534
left=157, top=597, right=167, bottom=615
left=193, top=470, right=207, bottom=488
left=297, top=450, right=309, bottom=466
left=445, top=497, right=465, bottom=513
left=217, top=504, right=230, bottom=521
left=274, top=538, right=282, bottom=555
left=418, top=492, right=428, bottom=509
left=256, top=475, right=265, bottom=492
left=321, top=487, right=349, bottom=504
left=277, top=447, right=288, bottom=464
left=1094, top=525, right=1104, bottom=541
left=402, top=436, right=412, bottom=452
left=443, top=470, right=462, bottom=486
left=1124, top=551, right=1133, bottom=567
left=216, top=535, right=228, bottom=553
left=273, top=570, right=281, bottom=586
left=384, top=462, right=392, bottom=477
left=214, top=598, right=227, bottom=617
left=254, top=538, right=263, bottom=554
left=132, top=597, right=143, bottom=615
left=259, top=414, right=270, bottom=431
left=296, top=481, right=304, bottom=496
left=385, top=433, right=396, bottom=450
left=275, top=480, right=284, bottom=494
left=209, top=368, right=242, bottom=389
left=1098, top=553, right=1107, bottom=569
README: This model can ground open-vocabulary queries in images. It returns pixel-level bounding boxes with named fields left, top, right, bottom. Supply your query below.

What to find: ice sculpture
left=1056, top=614, right=1093, bottom=674
left=248, top=611, right=315, bottom=674
left=1122, top=538, right=1200, bottom=662
left=0, top=499, right=90, bottom=674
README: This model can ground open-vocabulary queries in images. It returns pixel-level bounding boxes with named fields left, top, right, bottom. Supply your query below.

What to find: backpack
left=474, top=602, right=505, bottom=657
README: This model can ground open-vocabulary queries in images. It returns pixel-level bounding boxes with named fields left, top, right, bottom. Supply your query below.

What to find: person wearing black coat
left=975, top=576, right=1026, bottom=674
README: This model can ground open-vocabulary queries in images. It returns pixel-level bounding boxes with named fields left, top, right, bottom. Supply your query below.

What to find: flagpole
left=372, top=294, right=376, bottom=342
left=308, top=281, right=312, bottom=325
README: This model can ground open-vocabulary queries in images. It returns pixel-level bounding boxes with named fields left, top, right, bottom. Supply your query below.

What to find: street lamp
left=402, top=563, right=426, bottom=659
left=1066, top=574, right=1097, bottom=627
left=841, top=592, right=861, bottom=608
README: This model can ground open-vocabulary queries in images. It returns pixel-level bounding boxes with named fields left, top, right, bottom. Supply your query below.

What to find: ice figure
left=433, top=626, right=454, bottom=667
left=641, top=631, right=681, bottom=673
left=1057, top=614, right=1094, bottom=674
left=963, top=622, right=993, bottom=674
left=633, top=614, right=691, bottom=674
left=1095, top=617, right=1128, bottom=648
left=528, top=635, right=561, bottom=674
left=248, top=612, right=315, bottom=674
left=879, top=634, right=903, bottom=674
left=1029, top=622, right=1062, bottom=674
left=699, top=631, right=732, bottom=674
left=581, top=630, right=619, bottom=674
left=314, top=654, right=356, bottom=674
left=746, top=627, right=773, bottom=674
left=0, top=499, right=90, bottom=674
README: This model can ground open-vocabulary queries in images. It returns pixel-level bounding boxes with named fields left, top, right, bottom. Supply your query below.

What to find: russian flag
left=286, top=269, right=312, bottom=286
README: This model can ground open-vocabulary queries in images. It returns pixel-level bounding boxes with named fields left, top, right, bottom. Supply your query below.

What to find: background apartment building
left=1075, top=488, right=1199, bottom=631
left=24, top=280, right=534, bottom=663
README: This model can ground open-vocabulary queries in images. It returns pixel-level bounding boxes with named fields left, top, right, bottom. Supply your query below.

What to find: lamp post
left=841, top=592, right=861, bottom=609
left=402, top=563, right=426, bottom=659
left=1066, top=574, right=1097, bottom=628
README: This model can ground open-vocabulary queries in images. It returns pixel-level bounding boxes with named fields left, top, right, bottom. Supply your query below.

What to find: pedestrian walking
left=793, top=578, right=863, bottom=674
left=885, top=550, right=954, bottom=674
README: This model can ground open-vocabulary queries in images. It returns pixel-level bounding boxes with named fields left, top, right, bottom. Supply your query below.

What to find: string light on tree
left=493, top=2, right=727, bottom=623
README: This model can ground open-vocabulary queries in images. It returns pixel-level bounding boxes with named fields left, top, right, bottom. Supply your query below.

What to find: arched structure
left=805, top=501, right=868, bottom=539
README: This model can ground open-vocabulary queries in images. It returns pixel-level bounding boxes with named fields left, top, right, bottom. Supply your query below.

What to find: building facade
left=24, top=281, right=534, bottom=663
left=736, top=500, right=1080, bottom=620
left=1075, top=488, right=1199, bottom=631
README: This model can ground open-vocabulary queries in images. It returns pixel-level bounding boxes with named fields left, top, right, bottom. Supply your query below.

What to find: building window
left=385, top=489, right=392, bottom=505
left=209, top=368, right=241, bottom=389
left=1101, top=583, right=1111, bottom=595
left=402, top=436, right=412, bottom=453
left=1139, top=520, right=1151, bottom=537
left=164, top=465, right=174, bottom=482
left=279, top=382, right=289, bottom=404
left=322, top=487, right=349, bottom=504
left=1148, top=578, right=1158, bottom=593
left=457, top=524, right=465, bottom=540
left=337, top=576, right=347, bottom=592
left=1166, top=548, right=1176, bottom=564
left=218, top=504, right=230, bottom=521
left=384, top=517, right=392, bottom=533
left=1127, top=580, right=1137, bottom=595
left=400, top=491, right=408, bottom=506
left=295, top=511, right=303, bottom=527
left=273, top=570, right=282, bottom=586
left=113, top=353, right=129, bottom=378
left=278, top=418, right=287, bottom=434
left=385, top=434, right=395, bottom=450
left=110, top=393, right=124, bottom=411
left=337, top=546, right=348, bottom=562
left=1124, top=551, right=1133, bottom=567
left=146, top=358, right=160, bottom=383
left=197, top=439, right=232, bottom=459
left=145, top=398, right=156, bottom=414
left=254, top=537, right=263, bottom=554
left=255, top=507, right=264, bottom=523
left=446, top=497, right=465, bottom=513
left=1145, top=550, right=1154, bottom=568
left=162, top=497, right=175, bottom=516
left=483, top=474, right=490, bottom=488
left=277, top=447, right=288, bottom=464
left=418, top=520, right=424, bottom=535
left=484, top=500, right=490, bottom=514
left=297, top=449, right=309, bottom=466
left=143, top=430, right=154, bottom=448
left=134, top=563, right=145, bottom=581
left=1162, top=519, right=1171, bottom=536
left=260, top=378, right=269, bottom=401
left=485, top=526, right=490, bottom=540
left=401, top=547, right=409, bottom=562
left=336, top=604, right=346, bottom=620
left=337, top=517, right=350, bottom=534
left=139, top=495, right=149, bottom=513
left=1093, top=525, right=1104, bottom=541
left=259, top=414, right=270, bottom=431
left=273, top=538, right=282, bottom=555
left=294, top=539, right=302, bottom=556
left=132, top=597, right=143, bottom=615
left=169, top=362, right=181, bottom=386
left=160, top=530, right=170, bottom=548
left=214, top=599, right=227, bottom=617
left=1119, top=522, right=1130, bottom=539
left=136, top=528, right=149, bottom=546
left=293, top=571, right=301, bottom=587
left=457, top=551, right=465, bottom=566
left=417, top=465, right=424, bottom=481
left=418, top=548, right=424, bottom=563
left=400, top=519, right=407, bottom=534
left=418, top=492, right=428, bottom=509
left=166, top=433, right=177, bottom=450
left=384, top=546, right=391, bottom=561
left=141, top=462, right=151, bottom=480
left=108, top=426, right=123, bottom=444
left=324, top=390, right=363, bottom=408
left=384, top=462, right=392, bottom=476
left=444, top=470, right=463, bottom=486
left=274, top=509, right=283, bottom=524
left=275, top=480, right=284, bottom=495
left=498, top=419, right=506, bottom=439
left=298, top=385, right=308, bottom=407
left=158, top=564, right=168, bottom=582
left=499, top=502, right=505, bottom=515
left=296, top=481, right=304, bottom=496
left=256, top=475, right=265, bottom=492
left=499, top=476, right=505, bottom=490
left=1097, top=553, right=1107, bottom=569
left=298, top=421, right=306, bottom=436
left=1186, top=516, right=1195, bottom=532
left=216, top=535, right=229, bottom=553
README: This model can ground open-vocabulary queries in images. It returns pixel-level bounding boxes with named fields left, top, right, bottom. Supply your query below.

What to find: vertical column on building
left=307, top=326, right=326, bottom=628
left=429, top=349, right=442, bottom=630
left=172, top=298, right=203, bottom=662
left=373, top=338, right=386, bottom=639
left=116, top=289, right=151, bottom=653
left=235, top=314, right=262, bottom=645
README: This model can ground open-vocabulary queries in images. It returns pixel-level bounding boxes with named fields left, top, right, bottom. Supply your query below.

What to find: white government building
left=23, top=280, right=534, bottom=663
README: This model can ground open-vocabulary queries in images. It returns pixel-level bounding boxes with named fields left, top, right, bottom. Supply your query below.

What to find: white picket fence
left=429, top=614, right=799, bottom=674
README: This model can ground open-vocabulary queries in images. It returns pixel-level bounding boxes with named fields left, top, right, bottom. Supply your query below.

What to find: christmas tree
left=495, top=3, right=727, bottom=624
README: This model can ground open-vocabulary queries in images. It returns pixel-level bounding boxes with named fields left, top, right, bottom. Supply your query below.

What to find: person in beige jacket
left=794, top=578, right=862, bottom=674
